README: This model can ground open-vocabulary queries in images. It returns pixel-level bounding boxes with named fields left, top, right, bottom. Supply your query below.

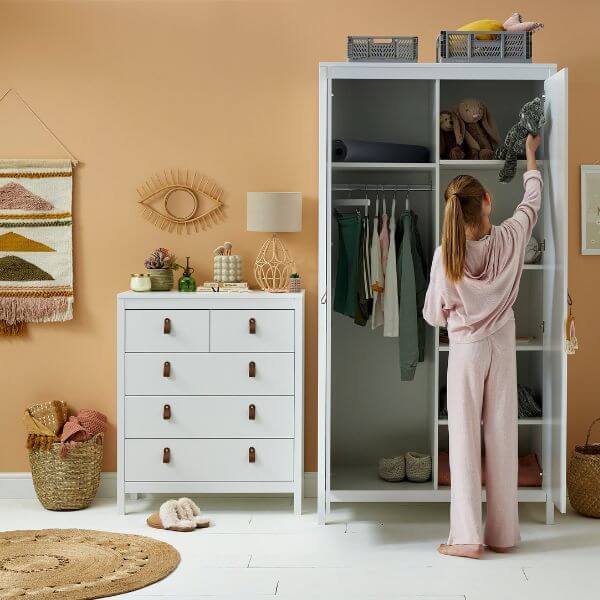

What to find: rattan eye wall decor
left=137, top=169, right=224, bottom=234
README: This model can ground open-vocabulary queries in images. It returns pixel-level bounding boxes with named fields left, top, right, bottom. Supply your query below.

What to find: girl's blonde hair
left=442, top=175, right=486, bottom=283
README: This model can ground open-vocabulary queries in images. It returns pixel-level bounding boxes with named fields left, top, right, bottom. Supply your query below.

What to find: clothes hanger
left=405, top=188, right=410, bottom=212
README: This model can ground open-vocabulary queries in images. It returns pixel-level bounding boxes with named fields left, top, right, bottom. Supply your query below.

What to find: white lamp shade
left=246, top=192, right=302, bottom=232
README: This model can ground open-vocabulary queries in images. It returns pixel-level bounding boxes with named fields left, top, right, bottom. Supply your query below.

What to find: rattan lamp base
left=253, top=234, right=293, bottom=293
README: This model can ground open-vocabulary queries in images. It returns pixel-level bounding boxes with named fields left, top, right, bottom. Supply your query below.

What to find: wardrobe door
left=543, top=68, right=568, bottom=514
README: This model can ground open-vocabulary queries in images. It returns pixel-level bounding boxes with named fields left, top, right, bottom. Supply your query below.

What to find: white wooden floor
left=1, top=497, right=598, bottom=599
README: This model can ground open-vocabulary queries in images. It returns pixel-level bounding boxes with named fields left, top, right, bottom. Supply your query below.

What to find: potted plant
left=144, top=248, right=181, bottom=291
left=289, top=271, right=302, bottom=292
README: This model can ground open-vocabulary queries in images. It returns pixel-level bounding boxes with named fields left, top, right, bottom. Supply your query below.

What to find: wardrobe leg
left=545, top=498, right=555, bottom=525
left=294, top=491, right=302, bottom=516
left=317, top=494, right=327, bottom=525
left=117, top=490, right=126, bottom=515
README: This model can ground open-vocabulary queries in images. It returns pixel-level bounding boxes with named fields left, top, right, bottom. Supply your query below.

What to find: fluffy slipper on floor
left=147, top=499, right=196, bottom=532
left=177, top=497, right=210, bottom=528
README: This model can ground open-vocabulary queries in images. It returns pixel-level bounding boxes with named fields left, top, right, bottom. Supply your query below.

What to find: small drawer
left=124, top=353, right=294, bottom=396
left=125, top=310, right=209, bottom=352
left=124, top=396, right=294, bottom=438
left=125, top=438, right=293, bottom=482
left=210, top=310, right=294, bottom=352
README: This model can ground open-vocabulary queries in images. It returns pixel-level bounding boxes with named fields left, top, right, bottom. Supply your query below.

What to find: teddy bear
left=496, top=96, right=545, bottom=183
left=454, top=98, right=500, bottom=160
left=439, top=111, right=466, bottom=160
left=458, top=14, right=543, bottom=39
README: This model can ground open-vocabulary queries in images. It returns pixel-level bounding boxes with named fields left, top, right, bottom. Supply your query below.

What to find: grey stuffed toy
left=496, top=96, right=545, bottom=183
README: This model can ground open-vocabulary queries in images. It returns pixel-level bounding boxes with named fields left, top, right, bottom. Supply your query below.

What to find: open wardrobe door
left=543, top=68, right=568, bottom=515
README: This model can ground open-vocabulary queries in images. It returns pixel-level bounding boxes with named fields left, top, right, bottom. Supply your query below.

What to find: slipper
left=177, top=497, right=210, bottom=528
left=147, top=499, right=196, bottom=532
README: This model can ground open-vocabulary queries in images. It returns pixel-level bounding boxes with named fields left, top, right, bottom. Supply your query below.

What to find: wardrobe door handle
left=248, top=447, right=256, bottom=463
left=249, top=318, right=256, bottom=334
left=163, top=447, right=171, bottom=463
left=163, top=317, right=171, bottom=334
left=163, top=361, right=171, bottom=378
left=248, top=361, right=256, bottom=378
left=163, top=404, right=171, bottom=420
left=249, top=404, right=256, bottom=420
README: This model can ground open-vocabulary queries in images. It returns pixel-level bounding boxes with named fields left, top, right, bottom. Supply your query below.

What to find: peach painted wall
left=0, top=0, right=597, bottom=473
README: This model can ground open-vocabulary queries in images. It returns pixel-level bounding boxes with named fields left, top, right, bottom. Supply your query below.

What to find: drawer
left=210, top=310, right=294, bottom=352
left=124, top=396, right=294, bottom=438
left=125, top=438, right=293, bottom=482
left=124, top=353, right=294, bottom=396
left=125, top=310, right=209, bottom=352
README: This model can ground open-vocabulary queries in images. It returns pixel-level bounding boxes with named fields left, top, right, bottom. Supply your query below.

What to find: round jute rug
left=0, top=529, right=179, bottom=599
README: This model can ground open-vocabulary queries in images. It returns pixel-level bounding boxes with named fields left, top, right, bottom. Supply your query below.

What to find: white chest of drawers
left=117, top=291, right=304, bottom=514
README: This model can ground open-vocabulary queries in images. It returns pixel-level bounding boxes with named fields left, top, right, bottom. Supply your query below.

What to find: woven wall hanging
left=0, top=159, right=74, bottom=335
left=137, top=169, right=224, bottom=234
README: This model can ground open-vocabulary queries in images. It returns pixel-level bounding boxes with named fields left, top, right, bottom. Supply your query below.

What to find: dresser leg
left=294, top=492, right=302, bottom=515
left=117, top=489, right=126, bottom=515
left=129, top=493, right=139, bottom=501
left=545, top=498, right=555, bottom=525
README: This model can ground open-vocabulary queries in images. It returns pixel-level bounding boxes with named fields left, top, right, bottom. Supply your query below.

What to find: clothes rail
left=332, top=184, right=432, bottom=192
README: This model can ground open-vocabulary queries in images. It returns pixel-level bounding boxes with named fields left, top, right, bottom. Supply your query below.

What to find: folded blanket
left=60, top=409, right=107, bottom=456
left=23, top=410, right=57, bottom=450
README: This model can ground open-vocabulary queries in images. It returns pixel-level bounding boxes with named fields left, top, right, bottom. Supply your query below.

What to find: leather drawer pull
left=249, top=447, right=256, bottom=463
left=163, top=447, right=171, bottom=463
left=249, top=318, right=256, bottom=334
left=249, top=404, right=256, bottom=420
left=248, top=361, right=256, bottom=378
left=163, top=404, right=171, bottom=420
left=163, top=361, right=171, bottom=378
left=163, top=317, right=171, bottom=334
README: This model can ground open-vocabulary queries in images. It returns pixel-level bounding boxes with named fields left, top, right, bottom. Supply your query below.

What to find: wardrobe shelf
left=438, top=341, right=543, bottom=352
left=438, top=418, right=544, bottom=426
left=439, top=159, right=544, bottom=170
left=331, top=162, right=437, bottom=171
left=436, top=486, right=547, bottom=503
left=523, top=264, right=544, bottom=270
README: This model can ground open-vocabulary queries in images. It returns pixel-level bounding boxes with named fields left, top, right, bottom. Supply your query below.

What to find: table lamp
left=247, top=191, right=302, bottom=292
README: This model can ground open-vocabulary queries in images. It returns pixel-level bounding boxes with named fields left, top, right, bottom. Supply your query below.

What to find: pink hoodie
left=423, top=170, right=543, bottom=343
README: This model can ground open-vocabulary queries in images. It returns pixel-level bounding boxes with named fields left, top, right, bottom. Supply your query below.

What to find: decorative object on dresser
left=0, top=529, right=179, bottom=599
left=178, top=256, right=197, bottom=292
left=0, top=159, right=74, bottom=335
left=117, top=290, right=305, bottom=514
left=247, top=192, right=302, bottom=292
left=288, top=271, right=302, bottom=292
left=144, top=248, right=180, bottom=291
left=213, top=241, right=243, bottom=283
left=137, top=169, right=224, bottom=234
left=130, top=273, right=151, bottom=292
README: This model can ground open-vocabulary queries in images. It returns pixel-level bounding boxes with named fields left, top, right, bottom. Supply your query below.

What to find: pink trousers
left=446, top=318, right=520, bottom=547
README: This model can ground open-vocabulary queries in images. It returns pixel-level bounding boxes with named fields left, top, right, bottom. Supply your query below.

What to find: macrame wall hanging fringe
left=0, top=89, right=79, bottom=166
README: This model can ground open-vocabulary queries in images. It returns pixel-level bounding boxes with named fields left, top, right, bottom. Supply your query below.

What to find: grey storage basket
left=437, top=31, right=532, bottom=63
left=405, top=452, right=432, bottom=483
left=378, top=455, right=406, bottom=482
left=348, top=36, right=418, bottom=62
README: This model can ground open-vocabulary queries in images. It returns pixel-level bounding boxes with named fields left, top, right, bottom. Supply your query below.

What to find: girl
left=423, top=134, right=542, bottom=559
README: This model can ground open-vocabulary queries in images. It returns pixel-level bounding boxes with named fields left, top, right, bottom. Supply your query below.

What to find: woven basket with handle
left=568, top=417, right=600, bottom=518
left=29, top=433, right=103, bottom=511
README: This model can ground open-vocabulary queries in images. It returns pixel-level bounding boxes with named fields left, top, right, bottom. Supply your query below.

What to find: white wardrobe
left=317, top=62, right=568, bottom=525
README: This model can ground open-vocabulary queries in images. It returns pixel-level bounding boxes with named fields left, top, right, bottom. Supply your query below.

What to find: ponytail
left=441, top=175, right=486, bottom=283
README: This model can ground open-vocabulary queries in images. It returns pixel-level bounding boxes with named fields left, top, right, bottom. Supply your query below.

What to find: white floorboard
left=0, top=496, right=599, bottom=599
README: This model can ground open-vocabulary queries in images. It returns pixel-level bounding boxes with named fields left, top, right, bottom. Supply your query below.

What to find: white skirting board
left=0, top=472, right=318, bottom=500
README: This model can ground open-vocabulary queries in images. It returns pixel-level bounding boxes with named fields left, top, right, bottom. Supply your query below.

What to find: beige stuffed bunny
left=455, top=98, right=500, bottom=160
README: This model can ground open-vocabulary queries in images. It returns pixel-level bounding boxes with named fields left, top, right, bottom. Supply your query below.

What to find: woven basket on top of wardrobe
left=567, top=418, right=600, bottom=518
left=29, top=434, right=104, bottom=510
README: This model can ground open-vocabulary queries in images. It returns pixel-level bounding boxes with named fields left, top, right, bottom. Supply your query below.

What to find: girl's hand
left=525, top=134, right=542, bottom=156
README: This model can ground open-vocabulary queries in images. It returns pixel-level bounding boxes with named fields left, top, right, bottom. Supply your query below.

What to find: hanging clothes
left=355, top=215, right=371, bottom=326
left=383, top=197, right=399, bottom=337
left=379, top=199, right=390, bottom=277
left=396, top=209, right=428, bottom=381
left=370, top=198, right=384, bottom=329
left=333, top=210, right=370, bottom=326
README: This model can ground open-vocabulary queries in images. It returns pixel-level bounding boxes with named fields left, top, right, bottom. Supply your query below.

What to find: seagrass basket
left=29, top=433, right=103, bottom=510
left=405, top=452, right=432, bottom=483
left=568, top=418, right=600, bottom=518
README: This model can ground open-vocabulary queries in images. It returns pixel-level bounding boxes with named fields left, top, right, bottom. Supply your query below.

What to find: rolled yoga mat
left=332, top=139, right=430, bottom=163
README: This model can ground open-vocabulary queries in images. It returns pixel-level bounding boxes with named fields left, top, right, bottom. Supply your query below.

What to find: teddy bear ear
left=452, top=111, right=465, bottom=144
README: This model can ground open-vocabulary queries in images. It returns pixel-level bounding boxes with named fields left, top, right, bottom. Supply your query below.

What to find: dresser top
left=118, top=290, right=305, bottom=300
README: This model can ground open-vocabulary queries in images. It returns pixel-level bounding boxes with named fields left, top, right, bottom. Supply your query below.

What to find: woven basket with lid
left=29, top=433, right=103, bottom=510
left=568, top=417, right=600, bottom=518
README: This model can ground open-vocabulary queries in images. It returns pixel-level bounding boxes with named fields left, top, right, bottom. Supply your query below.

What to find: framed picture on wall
left=581, top=165, right=600, bottom=255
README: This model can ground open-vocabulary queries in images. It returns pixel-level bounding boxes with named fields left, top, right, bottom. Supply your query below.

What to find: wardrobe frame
left=318, top=62, right=568, bottom=525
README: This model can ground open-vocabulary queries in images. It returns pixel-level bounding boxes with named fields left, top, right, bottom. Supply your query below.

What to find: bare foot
left=487, top=545, right=514, bottom=553
left=438, top=543, right=484, bottom=559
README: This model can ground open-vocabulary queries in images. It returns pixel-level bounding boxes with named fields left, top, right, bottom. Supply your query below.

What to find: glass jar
left=130, top=273, right=151, bottom=292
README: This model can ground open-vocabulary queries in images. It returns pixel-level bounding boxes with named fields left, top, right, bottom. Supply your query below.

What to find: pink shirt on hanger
left=423, top=170, right=543, bottom=343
